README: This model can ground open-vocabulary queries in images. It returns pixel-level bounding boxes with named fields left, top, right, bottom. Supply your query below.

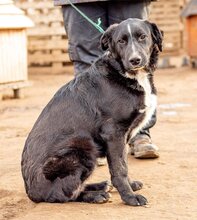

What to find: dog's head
left=101, top=18, right=163, bottom=74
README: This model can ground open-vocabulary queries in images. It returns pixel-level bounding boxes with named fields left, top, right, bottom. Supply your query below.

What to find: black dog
left=21, top=18, right=163, bottom=206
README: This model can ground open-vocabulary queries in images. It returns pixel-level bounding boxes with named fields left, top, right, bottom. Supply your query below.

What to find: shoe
left=129, top=134, right=159, bottom=159
left=97, top=157, right=107, bottom=166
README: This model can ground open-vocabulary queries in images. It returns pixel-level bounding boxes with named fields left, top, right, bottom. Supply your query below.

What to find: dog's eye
left=118, top=39, right=126, bottom=44
left=138, top=34, right=147, bottom=41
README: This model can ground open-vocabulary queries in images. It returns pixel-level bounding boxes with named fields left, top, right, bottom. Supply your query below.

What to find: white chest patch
left=130, top=71, right=157, bottom=139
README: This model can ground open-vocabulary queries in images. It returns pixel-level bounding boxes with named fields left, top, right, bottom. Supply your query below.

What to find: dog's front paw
left=130, top=180, right=143, bottom=191
left=124, top=194, right=148, bottom=206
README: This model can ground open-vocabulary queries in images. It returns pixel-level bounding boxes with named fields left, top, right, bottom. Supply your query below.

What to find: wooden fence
left=15, top=0, right=188, bottom=74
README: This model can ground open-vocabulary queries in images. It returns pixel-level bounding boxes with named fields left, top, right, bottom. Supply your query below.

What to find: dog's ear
left=100, top=24, right=118, bottom=51
left=149, top=22, right=163, bottom=52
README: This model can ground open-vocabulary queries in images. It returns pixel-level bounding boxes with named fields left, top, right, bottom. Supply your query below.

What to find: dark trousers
left=62, top=1, right=156, bottom=139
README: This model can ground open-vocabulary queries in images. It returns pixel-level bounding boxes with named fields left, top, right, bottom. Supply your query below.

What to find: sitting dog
left=21, top=18, right=163, bottom=206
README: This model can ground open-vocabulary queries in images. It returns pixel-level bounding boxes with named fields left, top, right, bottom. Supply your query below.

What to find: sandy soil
left=0, top=67, right=197, bottom=220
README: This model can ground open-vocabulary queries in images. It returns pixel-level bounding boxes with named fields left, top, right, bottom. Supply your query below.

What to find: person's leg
left=62, top=2, right=107, bottom=75
left=129, top=112, right=159, bottom=159
left=107, top=0, right=151, bottom=24
left=108, top=1, right=159, bottom=159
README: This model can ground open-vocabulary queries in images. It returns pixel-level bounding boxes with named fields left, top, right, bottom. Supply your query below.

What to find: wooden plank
left=28, top=39, right=68, bottom=51
left=27, top=27, right=66, bottom=36
left=158, top=25, right=183, bottom=32
left=51, top=49, right=64, bottom=71
left=29, top=15, right=64, bottom=25
left=28, top=65, right=74, bottom=75
left=0, top=80, right=32, bottom=91
left=28, top=52, right=70, bottom=64
left=16, top=1, right=54, bottom=10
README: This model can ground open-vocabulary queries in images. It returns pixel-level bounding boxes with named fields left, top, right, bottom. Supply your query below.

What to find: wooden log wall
left=150, top=0, right=184, bottom=56
left=15, top=0, right=188, bottom=74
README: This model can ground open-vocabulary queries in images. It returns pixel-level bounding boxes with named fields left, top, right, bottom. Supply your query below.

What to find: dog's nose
left=129, top=57, right=141, bottom=66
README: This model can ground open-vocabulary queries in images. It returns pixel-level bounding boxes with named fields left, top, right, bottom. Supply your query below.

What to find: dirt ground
left=0, top=67, right=197, bottom=220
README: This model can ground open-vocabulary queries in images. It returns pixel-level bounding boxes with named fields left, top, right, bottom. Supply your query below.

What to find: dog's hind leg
left=77, top=190, right=111, bottom=204
left=76, top=182, right=113, bottom=204
left=84, top=181, right=113, bottom=192
left=76, top=181, right=113, bottom=204
left=27, top=160, right=86, bottom=203
left=28, top=145, right=97, bottom=202
left=44, top=172, right=83, bottom=203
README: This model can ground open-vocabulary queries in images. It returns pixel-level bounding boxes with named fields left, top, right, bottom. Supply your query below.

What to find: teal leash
left=67, top=0, right=105, bottom=34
